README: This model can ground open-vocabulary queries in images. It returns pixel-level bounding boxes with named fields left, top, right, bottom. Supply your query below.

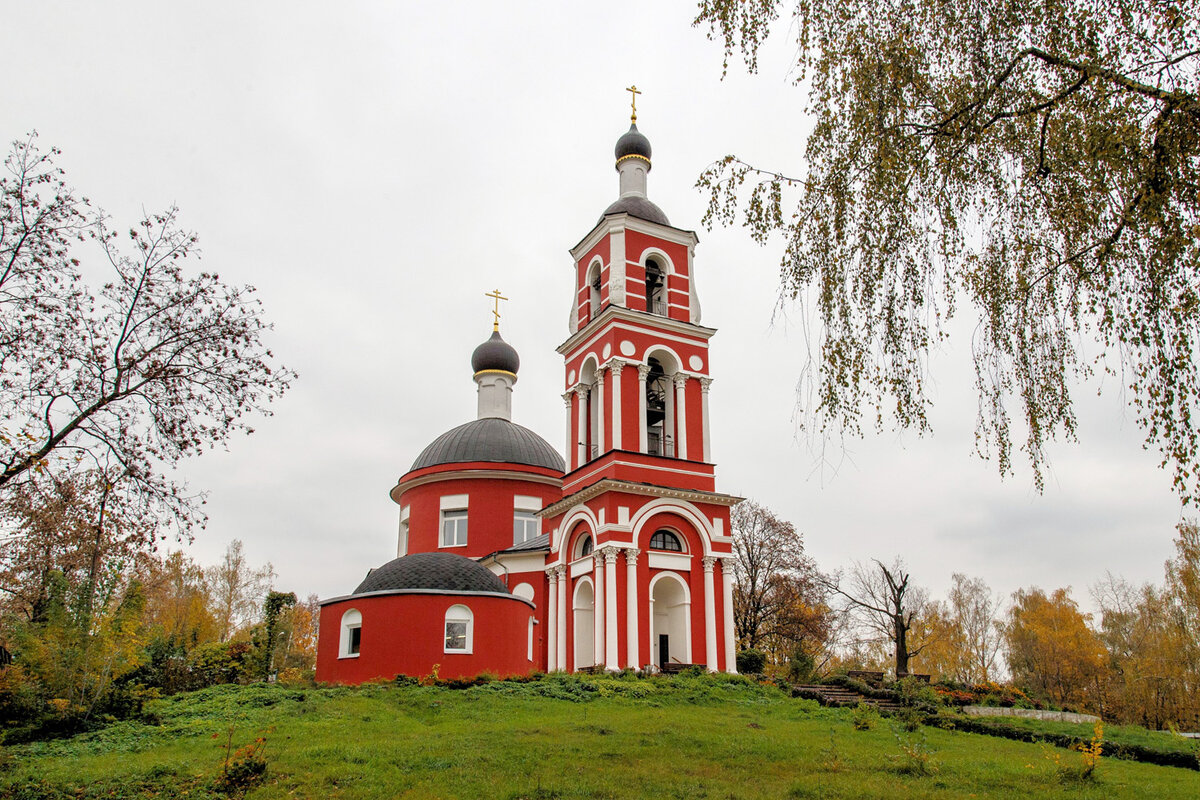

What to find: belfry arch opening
left=645, top=257, right=665, bottom=315
left=644, top=355, right=675, bottom=457
left=586, top=261, right=602, bottom=321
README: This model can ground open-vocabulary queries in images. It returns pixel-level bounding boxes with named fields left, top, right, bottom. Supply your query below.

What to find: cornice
left=569, top=212, right=699, bottom=260
left=392, top=468, right=562, bottom=500
left=556, top=305, right=716, bottom=356
left=538, top=478, right=743, bottom=519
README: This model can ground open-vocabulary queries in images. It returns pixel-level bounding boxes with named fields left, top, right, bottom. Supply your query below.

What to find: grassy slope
left=3, top=675, right=1200, bottom=799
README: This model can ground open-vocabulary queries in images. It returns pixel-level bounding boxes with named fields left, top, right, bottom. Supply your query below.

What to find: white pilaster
left=609, top=229, right=627, bottom=308
left=674, top=374, right=689, bottom=461
left=562, top=392, right=574, bottom=472
left=546, top=568, right=559, bottom=672
left=664, top=372, right=675, bottom=457
left=703, top=556, right=718, bottom=672
left=575, top=384, right=589, bottom=467
left=610, top=361, right=624, bottom=451
left=637, top=364, right=651, bottom=453
left=720, top=556, right=737, bottom=673
left=595, top=371, right=606, bottom=458
left=699, top=377, right=712, bottom=463
left=555, top=566, right=567, bottom=670
left=603, top=547, right=619, bottom=670
left=593, top=552, right=605, bottom=668
left=625, top=548, right=640, bottom=669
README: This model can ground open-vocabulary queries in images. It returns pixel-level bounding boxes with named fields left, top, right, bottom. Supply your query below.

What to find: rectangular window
left=513, top=510, right=539, bottom=545
left=348, top=626, right=361, bottom=655
left=441, top=509, right=468, bottom=547
left=445, top=621, right=468, bottom=651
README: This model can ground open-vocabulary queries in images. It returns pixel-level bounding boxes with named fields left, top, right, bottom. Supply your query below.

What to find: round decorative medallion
left=568, top=369, right=576, bottom=385
left=603, top=343, right=612, bottom=359
left=619, top=340, right=636, bottom=356
left=688, top=355, right=704, bottom=371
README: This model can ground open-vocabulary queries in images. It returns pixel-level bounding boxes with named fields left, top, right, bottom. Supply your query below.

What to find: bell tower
left=540, top=95, right=739, bottom=675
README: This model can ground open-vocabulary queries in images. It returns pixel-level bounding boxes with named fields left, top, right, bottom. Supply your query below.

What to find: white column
left=546, top=567, right=559, bottom=672
left=575, top=385, right=589, bottom=467
left=625, top=548, right=640, bottom=669
left=595, top=371, right=606, bottom=458
left=562, top=392, right=574, bottom=471
left=604, top=547, right=619, bottom=670
left=699, top=377, right=712, bottom=463
left=637, top=364, right=650, bottom=453
left=555, top=566, right=567, bottom=670
left=702, top=556, right=718, bottom=672
left=721, top=556, right=737, bottom=673
left=593, top=552, right=605, bottom=668
left=610, top=361, right=624, bottom=451
left=674, top=374, right=689, bottom=461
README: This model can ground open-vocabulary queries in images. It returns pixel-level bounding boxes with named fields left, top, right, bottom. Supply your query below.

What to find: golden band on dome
left=616, top=153, right=650, bottom=166
left=473, top=369, right=517, bottom=379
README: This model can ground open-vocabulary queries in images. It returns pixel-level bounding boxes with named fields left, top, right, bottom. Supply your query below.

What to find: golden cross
left=485, top=288, right=508, bottom=331
left=626, top=85, right=642, bottom=123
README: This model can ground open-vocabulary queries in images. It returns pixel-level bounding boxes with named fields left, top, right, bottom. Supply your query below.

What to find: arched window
left=339, top=609, right=362, bottom=658
left=444, top=604, right=473, bottom=653
left=645, top=258, right=665, bottom=315
left=649, top=530, right=683, bottom=552
left=577, top=535, right=593, bottom=558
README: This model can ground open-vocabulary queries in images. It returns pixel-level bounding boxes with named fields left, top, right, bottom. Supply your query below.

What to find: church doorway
left=573, top=578, right=595, bottom=669
left=649, top=572, right=690, bottom=669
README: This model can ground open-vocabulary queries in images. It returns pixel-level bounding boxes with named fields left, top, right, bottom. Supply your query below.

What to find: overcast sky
left=4, top=1, right=1186, bottom=613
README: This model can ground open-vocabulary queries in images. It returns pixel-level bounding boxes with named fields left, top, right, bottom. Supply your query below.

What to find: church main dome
left=410, top=417, right=565, bottom=472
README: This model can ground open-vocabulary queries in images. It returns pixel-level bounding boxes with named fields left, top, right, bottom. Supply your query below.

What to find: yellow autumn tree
left=1004, top=587, right=1106, bottom=711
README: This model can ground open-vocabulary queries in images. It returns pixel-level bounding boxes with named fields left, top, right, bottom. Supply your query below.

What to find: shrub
left=851, top=702, right=878, bottom=731
left=736, top=649, right=766, bottom=674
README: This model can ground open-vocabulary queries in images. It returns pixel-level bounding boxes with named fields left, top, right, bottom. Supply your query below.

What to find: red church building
left=316, top=109, right=741, bottom=683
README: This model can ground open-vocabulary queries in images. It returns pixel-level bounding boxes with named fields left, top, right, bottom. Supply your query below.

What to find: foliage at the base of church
left=0, top=539, right=315, bottom=744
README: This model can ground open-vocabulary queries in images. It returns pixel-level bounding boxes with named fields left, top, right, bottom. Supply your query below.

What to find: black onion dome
left=411, top=417, right=565, bottom=472
left=354, top=552, right=507, bottom=595
left=615, top=123, right=652, bottom=163
left=471, top=330, right=520, bottom=375
left=601, top=196, right=670, bottom=226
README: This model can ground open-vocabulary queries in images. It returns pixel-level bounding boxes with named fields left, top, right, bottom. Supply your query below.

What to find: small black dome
left=471, top=330, right=519, bottom=375
left=411, top=417, right=565, bottom=472
left=601, top=196, right=670, bottom=226
left=354, top=552, right=507, bottom=595
left=615, top=123, right=652, bottom=163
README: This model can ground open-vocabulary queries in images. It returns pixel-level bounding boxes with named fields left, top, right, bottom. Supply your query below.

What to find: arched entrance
left=573, top=578, right=595, bottom=670
left=649, top=572, right=691, bottom=669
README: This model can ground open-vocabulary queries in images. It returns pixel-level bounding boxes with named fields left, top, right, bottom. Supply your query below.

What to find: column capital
left=545, top=566, right=558, bottom=581
left=554, top=564, right=567, bottom=579
left=702, top=555, right=718, bottom=571
left=673, top=372, right=689, bottom=390
left=698, top=377, right=713, bottom=392
left=595, top=370, right=606, bottom=387
left=637, top=363, right=652, bottom=380
left=607, top=358, right=626, bottom=376
left=562, top=391, right=574, bottom=406
left=624, top=547, right=641, bottom=565
left=574, top=383, right=590, bottom=398
left=600, top=545, right=621, bottom=565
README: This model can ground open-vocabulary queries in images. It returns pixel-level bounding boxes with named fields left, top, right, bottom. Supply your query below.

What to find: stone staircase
left=792, top=683, right=904, bottom=714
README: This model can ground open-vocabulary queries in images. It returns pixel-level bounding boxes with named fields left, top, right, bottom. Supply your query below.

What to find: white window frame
left=440, top=494, right=469, bottom=548
left=397, top=505, right=410, bottom=557
left=512, top=495, right=542, bottom=546
left=444, top=604, right=473, bottom=654
left=339, top=608, right=362, bottom=659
